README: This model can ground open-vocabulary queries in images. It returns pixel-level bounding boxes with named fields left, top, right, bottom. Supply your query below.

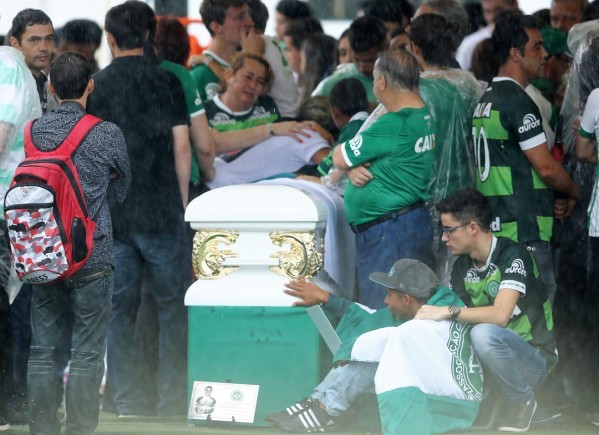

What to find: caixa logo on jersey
left=518, top=114, right=541, bottom=133
left=505, top=259, right=527, bottom=276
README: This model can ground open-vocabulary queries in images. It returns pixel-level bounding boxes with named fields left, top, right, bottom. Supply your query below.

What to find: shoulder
left=494, top=237, right=533, bottom=269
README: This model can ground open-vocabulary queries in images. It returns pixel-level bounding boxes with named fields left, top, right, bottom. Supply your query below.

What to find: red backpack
left=3, top=114, right=100, bottom=284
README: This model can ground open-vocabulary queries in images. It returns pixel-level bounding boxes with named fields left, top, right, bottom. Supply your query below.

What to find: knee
left=28, top=346, right=57, bottom=373
left=470, top=323, right=501, bottom=360
left=69, top=350, right=102, bottom=376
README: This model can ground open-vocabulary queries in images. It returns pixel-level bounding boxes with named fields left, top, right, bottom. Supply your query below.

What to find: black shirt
left=87, top=55, right=189, bottom=235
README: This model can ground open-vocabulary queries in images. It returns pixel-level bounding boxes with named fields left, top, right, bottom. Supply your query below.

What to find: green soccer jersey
left=472, top=78, right=553, bottom=243
left=341, top=107, right=436, bottom=225
left=317, top=113, right=368, bottom=176
left=190, top=51, right=229, bottom=103
left=160, top=60, right=205, bottom=183
left=312, top=63, right=376, bottom=106
left=204, top=94, right=279, bottom=132
left=450, top=236, right=557, bottom=367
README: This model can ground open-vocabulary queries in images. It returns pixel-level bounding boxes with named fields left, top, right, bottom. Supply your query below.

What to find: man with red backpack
left=18, top=52, right=130, bottom=435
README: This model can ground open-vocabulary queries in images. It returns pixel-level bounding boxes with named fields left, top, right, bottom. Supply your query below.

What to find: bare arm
left=575, top=133, right=598, bottom=165
left=190, top=114, right=216, bottom=182
left=415, top=288, right=521, bottom=328
left=332, top=144, right=350, bottom=170
left=211, top=121, right=314, bottom=153
left=524, top=143, right=580, bottom=199
left=172, top=124, right=191, bottom=208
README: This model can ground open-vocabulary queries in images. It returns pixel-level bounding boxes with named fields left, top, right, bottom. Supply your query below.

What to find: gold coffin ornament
left=269, top=231, right=324, bottom=279
left=192, top=230, right=240, bottom=280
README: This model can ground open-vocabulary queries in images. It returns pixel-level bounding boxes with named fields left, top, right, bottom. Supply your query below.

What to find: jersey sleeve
left=340, top=116, right=395, bottom=167
left=181, top=69, right=205, bottom=118
left=504, top=87, right=547, bottom=151
left=580, top=88, right=599, bottom=139
left=497, top=243, right=532, bottom=296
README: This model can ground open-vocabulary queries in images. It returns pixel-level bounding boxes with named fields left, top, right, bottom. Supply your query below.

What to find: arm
left=524, top=144, right=580, bottom=218
left=211, top=121, right=314, bottom=153
left=332, top=143, right=350, bottom=170
left=172, top=124, right=191, bottom=208
left=576, top=133, right=598, bottom=164
left=415, top=288, right=520, bottom=328
left=190, top=114, right=216, bottom=181
left=310, top=147, right=332, bottom=165
left=284, top=279, right=353, bottom=317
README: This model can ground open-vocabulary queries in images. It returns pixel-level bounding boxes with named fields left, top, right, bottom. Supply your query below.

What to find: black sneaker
left=470, top=396, right=503, bottom=431
left=498, top=398, right=537, bottom=432
left=265, top=398, right=338, bottom=432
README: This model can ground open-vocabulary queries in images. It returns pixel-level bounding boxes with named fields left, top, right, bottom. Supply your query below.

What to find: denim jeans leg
left=355, top=207, right=433, bottom=309
left=470, top=323, right=548, bottom=403
left=312, top=362, right=377, bottom=417
left=139, top=221, right=188, bottom=415
left=106, top=238, right=146, bottom=415
left=64, top=268, right=113, bottom=435
left=28, top=285, right=68, bottom=435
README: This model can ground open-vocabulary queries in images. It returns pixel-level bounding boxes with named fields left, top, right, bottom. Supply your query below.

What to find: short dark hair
left=247, top=0, right=269, bottom=33
left=61, top=19, right=102, bottom=47
left=276, top=0, right=313, bottom=19
left=10, top=9, right=53, bottom=44
left=375, top=49, right=420, bottom=91
left=49, top=52, right=92, bottom=100
left=330, top=78, right=368, bottom=117
left=365, top=0, right=406, bottom=26
left=492, top=14, right=540, bottom=66
left=348, top=16, right=386, bottom=54
left=200, top=0, right=247, bottom=36
left=283, top=16, right=323, bottom=49
left=436, top=188, right=492, bottom=231
left=157, top=17, right=190, bottom=66
left=409, top=13, right=459, bottom=67
left=105, top=2, right=147, bottom=50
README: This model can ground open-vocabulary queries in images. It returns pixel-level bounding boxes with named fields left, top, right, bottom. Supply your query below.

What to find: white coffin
left=184, top=184, right=333, bottom=306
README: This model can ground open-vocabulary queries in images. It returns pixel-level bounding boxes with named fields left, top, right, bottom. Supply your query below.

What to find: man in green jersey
left=191, top=0, right=255, bottom=102
left=471, top=14, right=579, bottom=303
left=416, top=188, right=557, bottom=432
left=332, top=49, right=435, bottom=310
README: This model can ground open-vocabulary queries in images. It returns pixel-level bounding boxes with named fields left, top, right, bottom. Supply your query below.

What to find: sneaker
left=498, top=398, right=537, bottom=432
left=470, top=396, right=503, bottom=431
left=266, top=398, right=338, bottom=432
left=588, top=412, right=599, bottom=426
left=531, top=404, right=562, bottom=425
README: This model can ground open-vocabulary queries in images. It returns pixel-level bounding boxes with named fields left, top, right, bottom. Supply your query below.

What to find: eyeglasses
left=441, top=223, right=470, bottom=237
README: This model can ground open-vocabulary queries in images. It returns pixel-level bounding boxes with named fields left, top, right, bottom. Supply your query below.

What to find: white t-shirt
left=262, top=35, right=300, bottom=118
left=207, top=131, right=329, bottom=189
left=456, top=26, right=493, bottom=71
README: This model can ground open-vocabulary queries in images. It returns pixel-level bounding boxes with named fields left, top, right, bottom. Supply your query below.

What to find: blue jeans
left=28, top=267, right=113, bottom=435
left=312, top=362, right=377, bottom=417
left=470, top=324, right=548, bottom=403
left=106, top=223, right=188, bottom=416
left=523, top=241, right=556, bottom=305
left=355, top=207, right=433, bottom=309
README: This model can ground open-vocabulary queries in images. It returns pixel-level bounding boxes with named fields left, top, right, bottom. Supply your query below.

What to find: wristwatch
left=448, top=305, right=461, bottom=320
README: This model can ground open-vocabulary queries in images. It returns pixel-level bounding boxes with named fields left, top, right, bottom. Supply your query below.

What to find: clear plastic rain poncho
left=323, top=69, right=485, bottom=203
left=0, top=46, right=42, bottom=300
left=555, top=20, right=599, bottom=248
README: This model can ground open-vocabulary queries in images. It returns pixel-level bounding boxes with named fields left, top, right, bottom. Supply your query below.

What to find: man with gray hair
left=331, top=49, right=436, bottom=310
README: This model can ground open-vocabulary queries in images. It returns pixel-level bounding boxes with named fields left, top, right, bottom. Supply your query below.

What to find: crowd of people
left=1, top=0, right=599, bottom=434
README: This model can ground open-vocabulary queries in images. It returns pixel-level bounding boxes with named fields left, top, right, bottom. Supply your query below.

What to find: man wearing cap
left=416, top=188, right=557, bottom=432
left=266, top=259, right=483, bottom=433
